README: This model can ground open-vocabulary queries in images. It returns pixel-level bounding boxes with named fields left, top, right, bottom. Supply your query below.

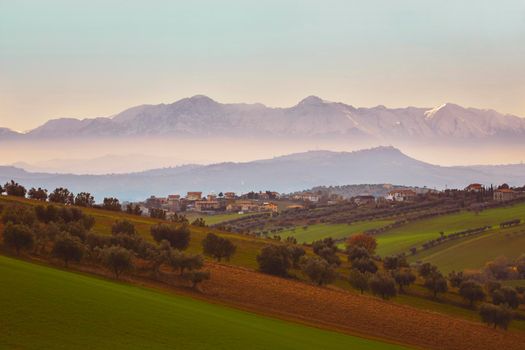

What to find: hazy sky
left=1, top=0, right=524, bottom=131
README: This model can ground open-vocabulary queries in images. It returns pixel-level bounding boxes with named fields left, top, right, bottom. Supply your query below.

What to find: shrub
left=300, top=256, right=337, bottom=286
left=151, top=224, right=191, bottom=250
left=201, top=233, right=236, bottom=262
left=256, top=245, right=291, bottom=277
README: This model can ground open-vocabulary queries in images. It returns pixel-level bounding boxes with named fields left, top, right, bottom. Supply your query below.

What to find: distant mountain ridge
left=3, top=96, right=525, bottom=141
left=1, top=147, right=524, bottom=201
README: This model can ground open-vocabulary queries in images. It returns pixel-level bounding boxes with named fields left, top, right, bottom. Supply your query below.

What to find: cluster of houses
left=141, top=191, right=280, bottom=215
left=134, top=182, right=523, bottom=216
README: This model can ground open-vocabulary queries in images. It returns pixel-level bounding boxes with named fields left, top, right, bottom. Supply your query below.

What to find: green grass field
left=0, top=255, right=406, bottom=350
left=375, top=203, right=525, bottom=257
left=408, top=226, right=525, bottom=273
left=279, top=220, right=393, bottom=244
left=184, top=212, right=263, bottom=225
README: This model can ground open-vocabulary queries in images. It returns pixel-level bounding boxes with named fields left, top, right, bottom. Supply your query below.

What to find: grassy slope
left=375, top=202, right=525, bottom=257
left=0, top=255, right=406, bottom=350
left=408, top=225, right=525, bottom=273
left=279, top=220, right=393, bottom=244
left=0, top=196, right=267, bottom=269
left=184, top=212, right=263, bottom=225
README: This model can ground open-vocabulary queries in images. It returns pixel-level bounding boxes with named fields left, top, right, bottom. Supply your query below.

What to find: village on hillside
left=130, top=183, right=525, bottom=218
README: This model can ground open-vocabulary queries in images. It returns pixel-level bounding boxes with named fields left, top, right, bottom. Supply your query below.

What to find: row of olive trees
left=1, top=203, right=237, bottom=289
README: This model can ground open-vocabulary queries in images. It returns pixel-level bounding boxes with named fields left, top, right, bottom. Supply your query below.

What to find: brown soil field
left=193, top=262, right=525, bottom=350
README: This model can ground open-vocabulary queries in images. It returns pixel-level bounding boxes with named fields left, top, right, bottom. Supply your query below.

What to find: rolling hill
left=0, top=255, right=404, bottom=350
left=1, top=147, right=525, bottom=201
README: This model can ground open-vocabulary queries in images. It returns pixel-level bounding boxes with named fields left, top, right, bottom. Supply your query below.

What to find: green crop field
left=0, top=255, right=406, bottom=350
left=279, top=220, right=393, bottom=244
left=375, top=203, right=525, bottom=257
left=184, top=211, right=263, bottom=225
left=408, top=225, right=525, bottom=273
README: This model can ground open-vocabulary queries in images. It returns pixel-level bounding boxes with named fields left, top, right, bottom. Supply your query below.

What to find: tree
left=3, top=180, right=27, bottom=197
left=151, top=223, right=191, bottom=250
left=514, top=253, right=525, bottom=278
left=27, top=187, right=48, bottom=201
left=75, top=192, right=94, bottom=207
left=448, top=271, right=465, bottom=288
left=99, top=246, right=133, bottom=278
left=479, top=303, right=512, bottom=330
left=126, top=203, right=142, bottom=216
left=459, top=280, right=485, bottom=307
left=348, top=269, right=369, bottom=294
left=168, top=250, right=203, bottom=275
left=383, top=256, right=408, bottom=271
left=369, top=272, right=397, bottom=299
left=256, top=244, right=291, bottom=277
left=52, top=234, right=85, bottom=267
left=150, top=208, right=167, bottom=219
left=2, top=223, right=34, bottom=255
left=484, top=256, right=511, bottom=280
left=418, top=262, right=438, bottom=278
left=183, top=270, right=211, bottom=289
left=287, top=245, right=306, bottom=268
left=300, top=256, right=337, bottom=286
left=423, top=271, right=448, bottom=298
left=312, top=238, right=340, bottom=266
left=191, top=217, right=206, bottom=227
left=111, top=220, right=136, bottom=236
left=394, top=268, right=416, bottom=293
left=346, top=234, right=377, bottom=255
left=102, top=197, right=121, bottom=211
left=492, top=286, right=520, bottom=309
left=2, top=205, right=36, bottom=226
left=201, top=233, right=236, bottom=262
left=48, top=187, right=74, bottom=205
left=347, top=246, right=370, bottom=262
left=351, top=257, right=378, bottom=274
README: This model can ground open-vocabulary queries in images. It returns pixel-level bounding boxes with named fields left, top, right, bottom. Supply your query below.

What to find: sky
left=1, top=0, right=525, bottom=132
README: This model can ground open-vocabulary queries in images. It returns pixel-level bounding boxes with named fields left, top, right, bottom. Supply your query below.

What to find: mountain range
left=1, top=147, right=523, bottom=201
left=2, top=96, right=525, bottom=141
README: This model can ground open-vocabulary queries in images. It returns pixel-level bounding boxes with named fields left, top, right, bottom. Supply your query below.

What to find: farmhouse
left=465, top=183, right=483, bottom=192
left=293, top=192, right=320, bottom=203
left=194, top=200, right=221, bottom=212
left=353, top=195, right=376, bottom=206
left=385, top=189, right=416, bottom=202
left=186, top=192, right=203, bottom=201
left=493, top=188, right=517, bottom=202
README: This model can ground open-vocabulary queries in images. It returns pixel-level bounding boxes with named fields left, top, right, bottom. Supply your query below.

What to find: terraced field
left=375, top=202, right=525, bottom=257
left=0, top=255, right=405, bottom=350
